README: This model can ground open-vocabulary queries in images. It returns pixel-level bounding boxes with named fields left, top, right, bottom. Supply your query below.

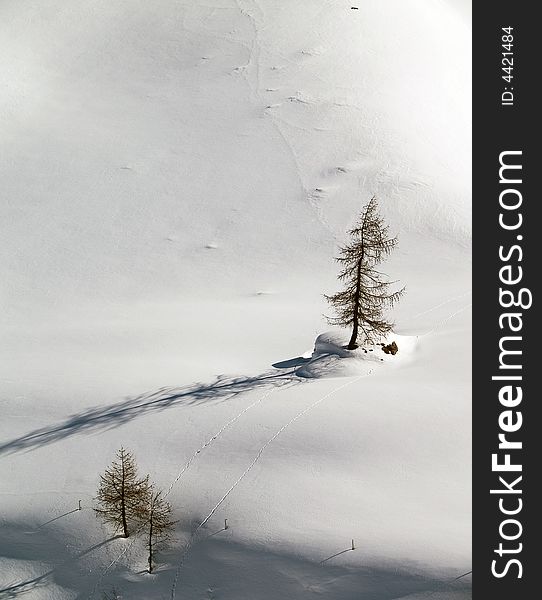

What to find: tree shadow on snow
left=0, top=370, right=300, bottom=456
left=272, top=356, right=312, bottom=369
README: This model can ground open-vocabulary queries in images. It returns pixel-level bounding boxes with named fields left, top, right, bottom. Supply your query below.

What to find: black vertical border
left=473, top=2, right=538, bottom=599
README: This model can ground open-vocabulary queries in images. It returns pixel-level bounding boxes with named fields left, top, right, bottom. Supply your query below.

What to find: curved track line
left=419, top=302, right=472, bottom=337
left=410, top=291, right=471, bottom=321
left=162, top=385, right=284, bottom=499
left=170, top=371, right=371, bottom=599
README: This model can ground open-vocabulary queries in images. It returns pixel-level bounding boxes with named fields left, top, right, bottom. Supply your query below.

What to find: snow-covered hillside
left=0, top=1, right=471, bottom=599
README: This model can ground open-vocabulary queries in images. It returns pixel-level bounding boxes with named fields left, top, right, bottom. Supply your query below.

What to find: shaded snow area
left=0, top=0, right=471, bottom=599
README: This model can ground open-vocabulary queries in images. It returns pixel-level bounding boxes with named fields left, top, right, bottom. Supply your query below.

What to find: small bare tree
left=325, top=197, right=405, bottom=349
left=145, top=487, right=176, bottom=573
left=95, top=447, right=149, bottom=538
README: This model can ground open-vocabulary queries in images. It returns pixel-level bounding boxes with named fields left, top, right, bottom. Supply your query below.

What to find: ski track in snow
left=410, top=291, right=471, bottom=320
left=419, top=302, right=471, bottom=337
left=169, top=372, right=371, bottom=599
left=162, top=385, right=288, bottom=499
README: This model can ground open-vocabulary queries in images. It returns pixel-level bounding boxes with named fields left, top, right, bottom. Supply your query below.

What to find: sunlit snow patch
left=295, top=330, right=418, bottom=378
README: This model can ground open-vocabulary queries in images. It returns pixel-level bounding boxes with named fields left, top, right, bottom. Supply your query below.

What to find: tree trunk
left=122, top=505, right=129, bottom=538
left=121, top=458, right=129, bottom=538
left=148, top=516, right=153, bottom=573
left=348, top=258, right=362, bottom=349
left=348, top=321, right=358, bottom=350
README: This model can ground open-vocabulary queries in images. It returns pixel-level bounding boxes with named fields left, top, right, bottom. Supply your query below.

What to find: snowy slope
left=0, top=1, right=471, bottom=599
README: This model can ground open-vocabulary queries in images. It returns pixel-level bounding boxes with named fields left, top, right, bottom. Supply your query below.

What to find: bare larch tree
left=145, top=487, right=176, bottom=573
left=94, top=447, right=150, bottom=538
left=325, top=197, right=405, bottom=349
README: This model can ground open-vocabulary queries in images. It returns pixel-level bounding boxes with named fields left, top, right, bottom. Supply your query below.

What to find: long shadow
left=158, top=536, right=471, bottom=600
left=29, top=507, right=81, bottom=532
left=204, top=526, right=228, bottom=540
left=272, top=356, right=312, bottom=369
left=0, top=536, right=120, bottom=598
left=0, top=370, right=300, bottom=456
left=320, top=547, right=354, bottom=564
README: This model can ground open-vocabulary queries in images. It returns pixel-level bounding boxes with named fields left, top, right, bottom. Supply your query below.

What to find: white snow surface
left=0, top=1, right=471, bottom=599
